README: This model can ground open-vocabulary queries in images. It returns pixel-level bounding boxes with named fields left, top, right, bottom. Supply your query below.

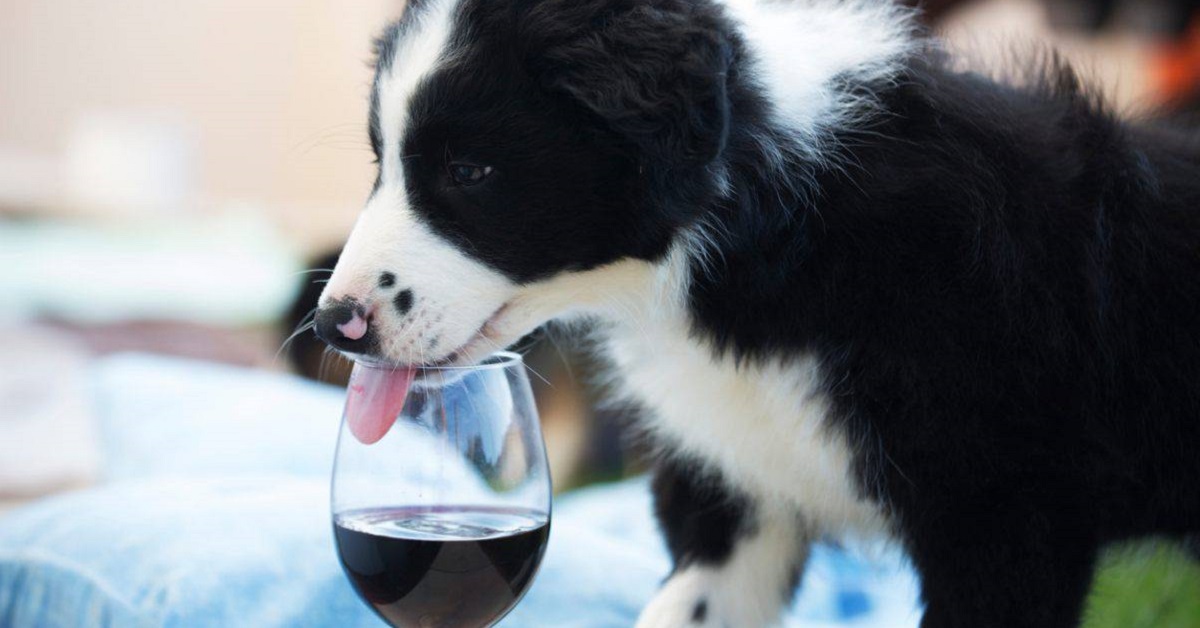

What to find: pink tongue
left=344, top=366, right=416, bottom=445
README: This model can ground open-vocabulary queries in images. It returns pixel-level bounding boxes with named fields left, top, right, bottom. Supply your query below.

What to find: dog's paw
left=635, top=567, right=784, bottom=628
left=635, top=572, right=715, bottom=628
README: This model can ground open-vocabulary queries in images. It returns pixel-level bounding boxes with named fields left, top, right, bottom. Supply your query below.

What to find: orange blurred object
left=1153, top=16, right=1200, bottom=106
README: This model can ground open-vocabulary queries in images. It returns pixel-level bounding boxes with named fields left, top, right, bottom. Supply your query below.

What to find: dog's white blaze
left=323, top=0, right=518, bottom=365
left=635, top=508, right=809, bottom=628
left=377, top=0, right=461, bottom=180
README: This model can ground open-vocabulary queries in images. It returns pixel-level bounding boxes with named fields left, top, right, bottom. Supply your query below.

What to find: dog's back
left=789, top=54, right=1200, bottom=540
left=680, top=33, right=1200, bottom=627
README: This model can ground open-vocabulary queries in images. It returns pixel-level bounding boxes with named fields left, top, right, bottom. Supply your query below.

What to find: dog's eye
left=448, top=163, right=493, bottom=187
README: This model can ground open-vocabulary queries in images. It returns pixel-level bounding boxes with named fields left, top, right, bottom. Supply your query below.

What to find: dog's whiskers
left=272, top=308, right=319, bottom=368
left=274, top=320, right=317, bottom=366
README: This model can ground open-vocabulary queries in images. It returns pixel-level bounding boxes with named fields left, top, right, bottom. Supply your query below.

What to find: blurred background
left=0, top=0, right=1198, bottom=624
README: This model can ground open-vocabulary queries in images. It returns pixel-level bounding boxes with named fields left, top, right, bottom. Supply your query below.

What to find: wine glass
left=331, top=352, right=551, bottom=628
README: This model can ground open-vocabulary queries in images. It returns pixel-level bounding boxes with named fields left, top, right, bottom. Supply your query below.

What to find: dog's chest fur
left=605, top=316, right=888, bottom=536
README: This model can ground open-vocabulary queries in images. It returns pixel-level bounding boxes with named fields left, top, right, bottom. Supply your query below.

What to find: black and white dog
left=313, top=0, right=1200, bottom=625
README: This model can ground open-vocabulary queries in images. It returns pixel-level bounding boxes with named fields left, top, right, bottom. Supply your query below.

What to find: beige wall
left=0, top=0, right=1152, bottom=251
left=0, top=0, right=401, bottom=249
left=940, top=0, right=1152, bottom=111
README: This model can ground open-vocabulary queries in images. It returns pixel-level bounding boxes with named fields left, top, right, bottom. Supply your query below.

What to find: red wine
left=334, top=506, right=549, bottom=628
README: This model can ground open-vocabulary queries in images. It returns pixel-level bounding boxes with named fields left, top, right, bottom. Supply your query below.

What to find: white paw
left=635, top=567, right=785, bottom=628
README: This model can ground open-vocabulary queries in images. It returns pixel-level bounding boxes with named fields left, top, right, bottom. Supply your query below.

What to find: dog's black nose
left=314, top=301, right=373, bottom=352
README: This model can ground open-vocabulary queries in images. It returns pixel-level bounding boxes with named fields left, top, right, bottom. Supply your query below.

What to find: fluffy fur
left=315, top=1, right=1200, bottom=626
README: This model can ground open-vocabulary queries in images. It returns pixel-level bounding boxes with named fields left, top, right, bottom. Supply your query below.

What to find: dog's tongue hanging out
left=344, top=365, right=416, bottom=444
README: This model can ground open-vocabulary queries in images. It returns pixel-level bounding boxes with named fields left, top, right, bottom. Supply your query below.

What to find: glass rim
left=352, top=350, right=524, bottom=373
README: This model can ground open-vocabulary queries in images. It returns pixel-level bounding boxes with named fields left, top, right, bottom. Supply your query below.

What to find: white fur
left=377, top=0, right=460, bottom=183
left=322, top=0, right=523, bottom=366
left=600, top=243, right=891, bottom=537
left=499, top=236, right=892, bottom=538
left=722, top=0, right=915, bottom=159
left=610, top=336, right=889, bottom=535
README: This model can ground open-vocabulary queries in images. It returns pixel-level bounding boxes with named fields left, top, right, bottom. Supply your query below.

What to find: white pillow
left=0, top=326, right=99, bottom=497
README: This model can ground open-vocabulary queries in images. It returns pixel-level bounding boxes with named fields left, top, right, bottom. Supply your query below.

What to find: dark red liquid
left=334, top=506, right=549, bottom=628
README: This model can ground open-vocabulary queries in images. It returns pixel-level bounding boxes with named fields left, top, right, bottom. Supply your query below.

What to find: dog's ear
left=522, top=0, right=733, bottom=166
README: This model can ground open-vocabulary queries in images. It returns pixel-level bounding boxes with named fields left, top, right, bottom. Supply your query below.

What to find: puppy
left=314, top=1, right=1200, bottom=625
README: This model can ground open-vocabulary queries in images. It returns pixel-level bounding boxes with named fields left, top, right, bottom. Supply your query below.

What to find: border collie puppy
left=313, top=0, right=1200, bottom=625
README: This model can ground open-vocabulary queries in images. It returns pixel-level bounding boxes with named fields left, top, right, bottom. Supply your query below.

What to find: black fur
left=363, top=1, right=1200, bottom=625
left=691, top=55, right=1200, bottom=628
left=393, top=288, right=415, bottom=315
left=651, top=456, right=754, bottom=570
left=686, top=55, right=1200, bottom=626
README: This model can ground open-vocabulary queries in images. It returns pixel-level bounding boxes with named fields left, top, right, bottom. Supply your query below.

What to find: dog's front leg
left=637, top=457, right=811, bottom=628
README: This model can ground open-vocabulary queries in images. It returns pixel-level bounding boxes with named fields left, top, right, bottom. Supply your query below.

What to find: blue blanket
left=0, top=354, right=922, bottom=627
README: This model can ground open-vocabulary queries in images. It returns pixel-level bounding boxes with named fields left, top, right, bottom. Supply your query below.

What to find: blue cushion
left=0, top=476, right=920, bottom=627
left=0, top=354, right=922, bottom=626
left=91, top=353, right=346, bottom=481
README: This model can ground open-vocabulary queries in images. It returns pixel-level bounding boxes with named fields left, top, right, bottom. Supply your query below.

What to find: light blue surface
left=92, top=355, right=344, bottom=481
left=0, top=217, right=300, bottom=325
left=0, top=353, right=922, bottom=627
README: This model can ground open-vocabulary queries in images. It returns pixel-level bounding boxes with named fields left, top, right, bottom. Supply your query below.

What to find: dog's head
left=315, top=0, right=736, bottom=367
